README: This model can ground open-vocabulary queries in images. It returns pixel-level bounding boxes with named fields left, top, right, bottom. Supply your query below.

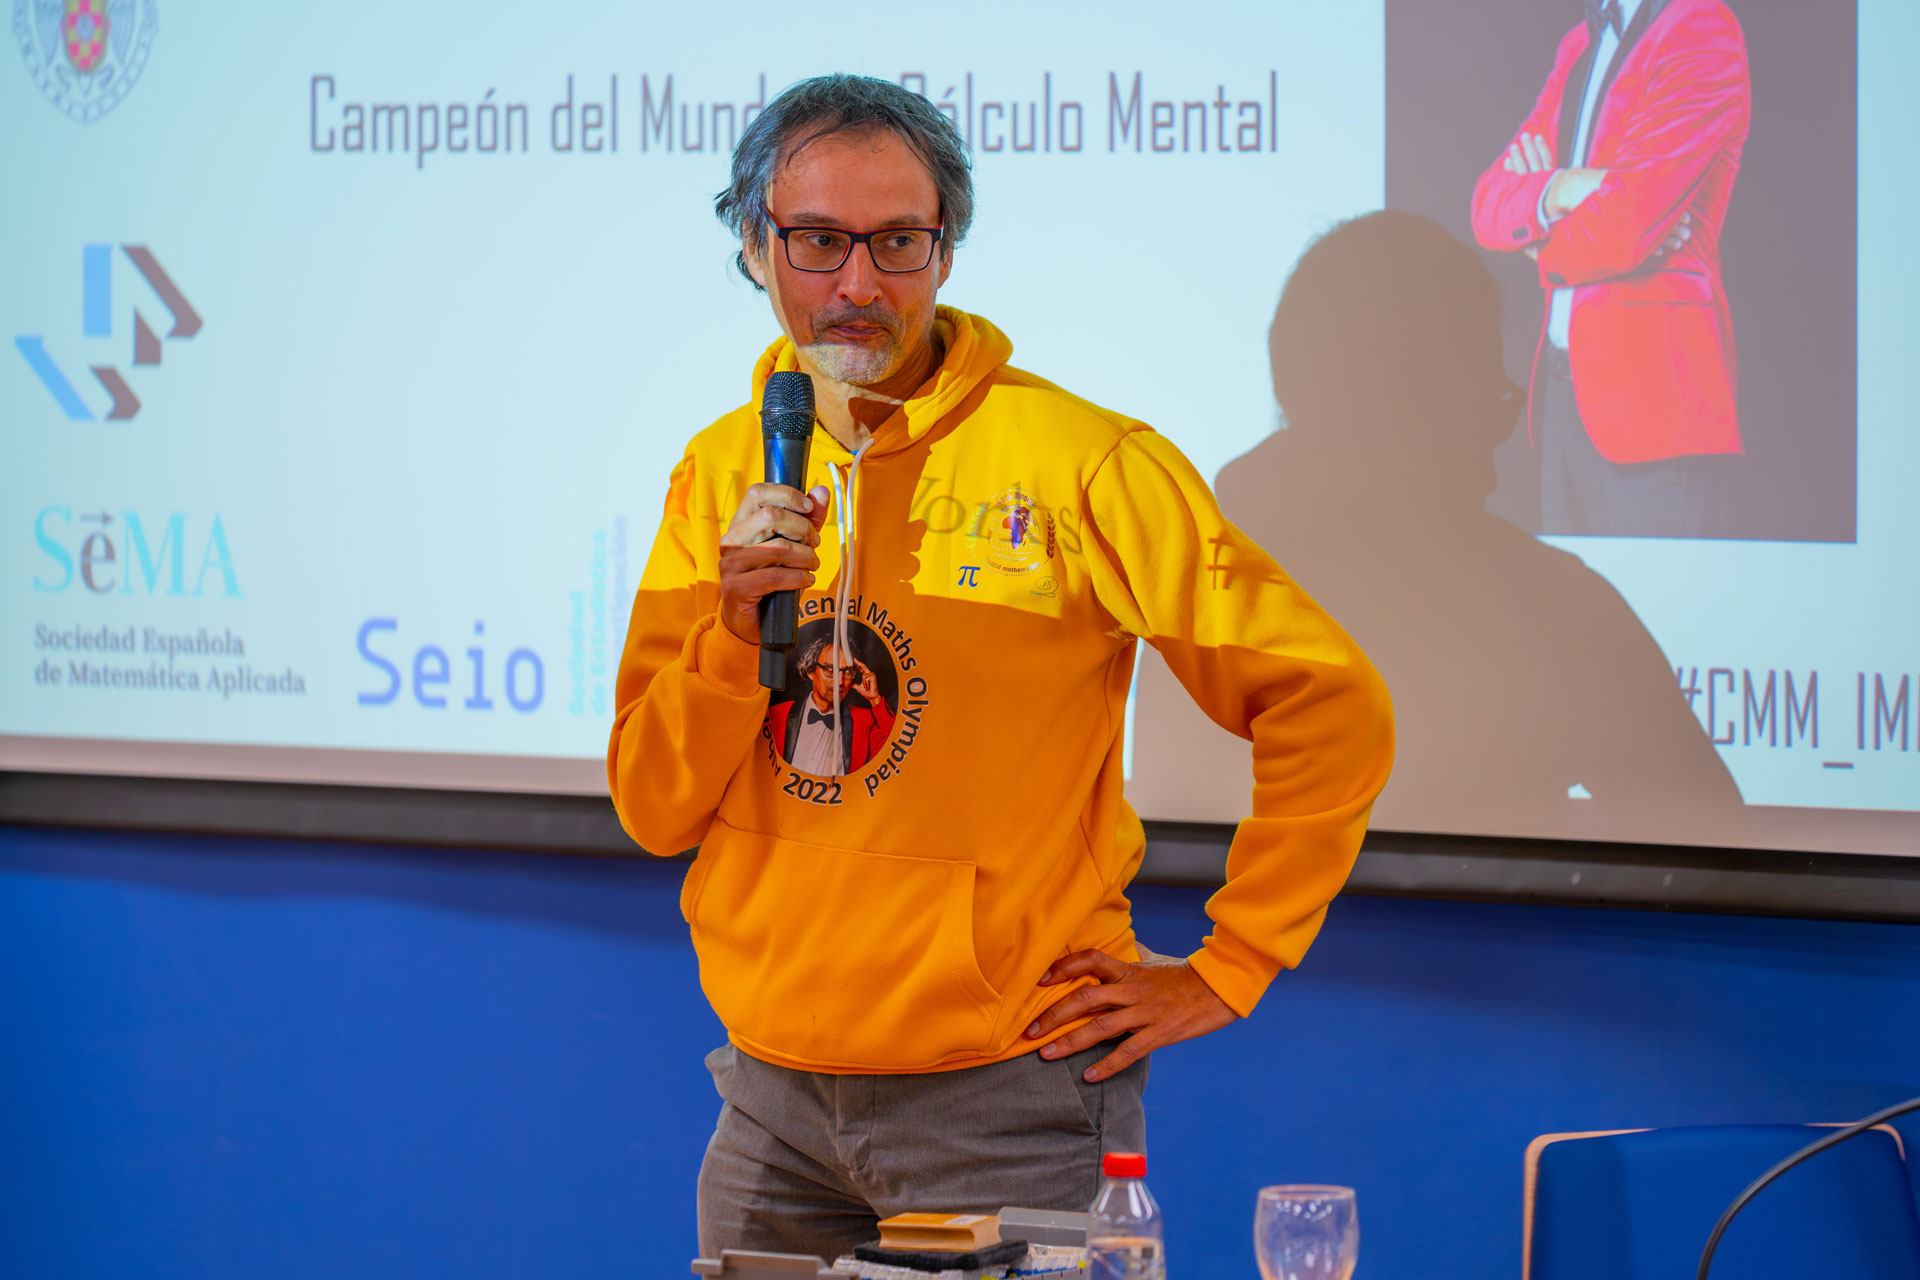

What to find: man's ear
left=935, top=245, right=954, bottom=289
left=744, top=235, right=770, bottom=290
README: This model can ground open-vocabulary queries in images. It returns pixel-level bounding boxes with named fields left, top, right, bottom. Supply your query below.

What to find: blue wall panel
left=2, top=825, right=1917, bottom=1278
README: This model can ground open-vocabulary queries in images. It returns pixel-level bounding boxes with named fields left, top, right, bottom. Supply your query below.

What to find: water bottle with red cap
left=1089, top=1150, right=1166, bottom=1279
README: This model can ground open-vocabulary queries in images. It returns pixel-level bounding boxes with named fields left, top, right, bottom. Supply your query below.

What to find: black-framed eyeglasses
left=773, top=222, right=945, bottom=274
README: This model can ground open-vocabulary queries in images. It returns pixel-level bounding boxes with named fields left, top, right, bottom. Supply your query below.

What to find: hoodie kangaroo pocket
left=690, top=820, right=1002, bottom=1070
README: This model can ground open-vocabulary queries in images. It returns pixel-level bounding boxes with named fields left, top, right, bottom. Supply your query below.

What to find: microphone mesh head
left=762, top=371, right=816, bottom=438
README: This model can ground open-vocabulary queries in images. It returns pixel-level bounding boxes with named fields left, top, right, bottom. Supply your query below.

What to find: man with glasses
left=608, top=73, right=1393, bottom=1264
left=770, top=634, right=892, bottom=776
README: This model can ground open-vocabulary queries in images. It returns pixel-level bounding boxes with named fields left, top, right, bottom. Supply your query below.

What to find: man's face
left=807, top=649, right=856, bottom=707
left=745, top=127, right=952, bottom=389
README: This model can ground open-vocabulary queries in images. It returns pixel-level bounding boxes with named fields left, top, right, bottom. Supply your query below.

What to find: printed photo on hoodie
left=763, top=618, right=900, bottom=779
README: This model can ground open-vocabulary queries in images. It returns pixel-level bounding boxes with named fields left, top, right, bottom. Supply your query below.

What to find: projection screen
left=4, top=0, right=1914, bottom=857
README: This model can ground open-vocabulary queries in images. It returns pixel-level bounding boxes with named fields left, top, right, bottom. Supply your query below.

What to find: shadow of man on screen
left=1130, top=211, right=1747, bottom=846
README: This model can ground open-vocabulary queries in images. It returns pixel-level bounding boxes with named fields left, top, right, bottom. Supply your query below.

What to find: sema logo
left=34, top=506, right=239, bottom=596
left=14, top=244, right=200, bottom=421
left=12, top=0, right=156, bottom=122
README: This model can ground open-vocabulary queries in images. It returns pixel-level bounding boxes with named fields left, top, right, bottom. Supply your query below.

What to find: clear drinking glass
left=1255, top=1185, right=1359, bottom=1280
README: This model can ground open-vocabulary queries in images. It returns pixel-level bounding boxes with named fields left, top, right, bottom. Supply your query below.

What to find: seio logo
left=357, top=619, right=545, bottom=712
left=34, top=506, right=239, bottom=596
left=14, top=244, right=200, bottom=421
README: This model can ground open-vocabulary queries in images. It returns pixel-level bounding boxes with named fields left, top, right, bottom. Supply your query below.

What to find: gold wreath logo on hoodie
left=967, top=485, right=1055, bottom=575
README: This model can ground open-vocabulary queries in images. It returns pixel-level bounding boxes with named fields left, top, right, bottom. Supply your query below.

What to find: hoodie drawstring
left=826, top=440, right=872, bottom=778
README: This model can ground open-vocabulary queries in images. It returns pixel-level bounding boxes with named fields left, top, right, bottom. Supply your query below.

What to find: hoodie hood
left=749, top=306, right=1015, bottom=461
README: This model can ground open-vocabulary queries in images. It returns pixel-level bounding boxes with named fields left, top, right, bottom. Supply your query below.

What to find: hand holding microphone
left=716, top=482, right=829, bottom=647
left=716, top=371, right=828, bottom=686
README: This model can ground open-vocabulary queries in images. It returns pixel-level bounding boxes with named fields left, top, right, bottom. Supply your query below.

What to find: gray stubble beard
left=800, top=332, right=904, bottom=387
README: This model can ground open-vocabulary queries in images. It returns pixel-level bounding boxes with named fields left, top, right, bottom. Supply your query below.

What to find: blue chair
left=1523, top=1124, right=1920, bottom=1280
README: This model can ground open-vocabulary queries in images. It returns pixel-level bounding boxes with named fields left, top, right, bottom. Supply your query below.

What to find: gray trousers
left=697, top=1040, right=1149, bottom=1264
left=1540, top=345, right=1733, bottom=537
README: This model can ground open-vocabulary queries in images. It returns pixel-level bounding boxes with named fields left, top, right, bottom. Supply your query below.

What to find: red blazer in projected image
left=1470, top=0, right=1750, bottom=464
left=767, top=694, right=894, bottom=775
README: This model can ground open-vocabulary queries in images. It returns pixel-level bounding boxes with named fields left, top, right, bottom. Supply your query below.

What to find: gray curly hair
left=714, top=73, right=974, bottom=290
left=797, top=634, right=855, bottom=674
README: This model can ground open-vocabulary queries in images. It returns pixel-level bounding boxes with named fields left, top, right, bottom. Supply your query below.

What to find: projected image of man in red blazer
left=1471, top=0, right=1750, bottom=537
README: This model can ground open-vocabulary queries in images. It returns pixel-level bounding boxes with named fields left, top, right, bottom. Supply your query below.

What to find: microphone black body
left=757, top=371, right=816, bottom=690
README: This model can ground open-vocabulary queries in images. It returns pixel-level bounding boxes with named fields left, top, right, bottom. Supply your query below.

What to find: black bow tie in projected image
left=806, top=707, right=837, bottom=728
left=1586, top=0, right=1624, bottom=37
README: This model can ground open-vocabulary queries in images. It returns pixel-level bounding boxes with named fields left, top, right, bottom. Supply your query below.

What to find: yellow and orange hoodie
left=608, top=307, right=1393, bottom=1075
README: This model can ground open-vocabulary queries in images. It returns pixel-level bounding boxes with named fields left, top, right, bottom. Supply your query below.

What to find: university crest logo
left=967, top=485, right=1054, bottom=575
left=13, top=0, right=156, bottom=123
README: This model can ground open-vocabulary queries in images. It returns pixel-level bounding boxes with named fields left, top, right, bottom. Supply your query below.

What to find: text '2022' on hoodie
left=608, top=307, right=1394, bottom=1075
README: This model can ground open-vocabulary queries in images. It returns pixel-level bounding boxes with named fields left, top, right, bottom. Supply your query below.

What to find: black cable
left=1697, top=1094, right=1920, bottom=1280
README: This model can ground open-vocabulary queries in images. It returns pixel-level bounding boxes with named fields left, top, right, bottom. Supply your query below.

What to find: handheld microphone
left=757, top=370, right=816, bottom=690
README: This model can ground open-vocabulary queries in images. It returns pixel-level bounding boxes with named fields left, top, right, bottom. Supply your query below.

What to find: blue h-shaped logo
left=15, top=244, right=201, bottom=422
